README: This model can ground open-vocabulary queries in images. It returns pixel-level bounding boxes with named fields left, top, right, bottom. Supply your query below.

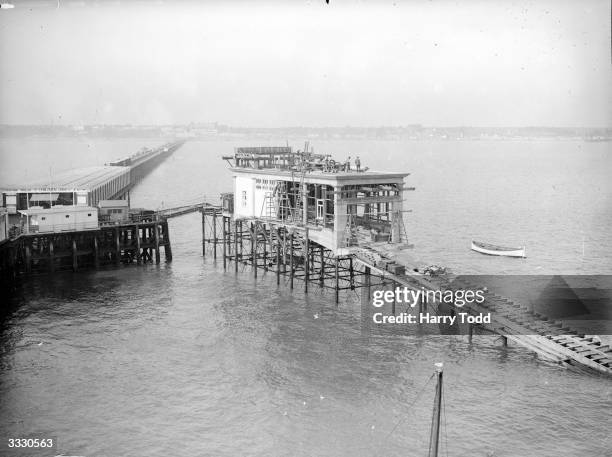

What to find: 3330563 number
left=7, top=438, right=55, bottom=448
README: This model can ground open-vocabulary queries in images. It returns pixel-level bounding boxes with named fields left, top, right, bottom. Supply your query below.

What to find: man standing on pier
left=355, top=156, right=361, bottom=172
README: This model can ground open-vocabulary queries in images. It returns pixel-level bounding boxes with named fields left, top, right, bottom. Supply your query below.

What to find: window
left=316, top=199, right=324, bottom=219
left=241, top=191, right=247, bottom=208
left=87, top=213, right=92, bottom=217
left=41, top=217, right=46, bottom=221
left=65, top=215, right=70, bottom=218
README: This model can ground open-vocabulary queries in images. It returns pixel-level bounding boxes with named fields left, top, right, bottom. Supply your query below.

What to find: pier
left=200, top=145, right=612, bottom=376
left=0, top=140, right=185, bottom=289
left=1, top=139, right=184, bottom=217
left=0, top=218, right=172, bottom=283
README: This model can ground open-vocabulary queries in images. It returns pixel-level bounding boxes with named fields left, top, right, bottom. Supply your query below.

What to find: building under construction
left=203, top=145, right=413, bottom=302
left=201, top=145, right=612, bottom=376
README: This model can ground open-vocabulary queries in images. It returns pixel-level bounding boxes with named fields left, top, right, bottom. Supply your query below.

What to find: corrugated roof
left=10, top=166, right=129, bottom=191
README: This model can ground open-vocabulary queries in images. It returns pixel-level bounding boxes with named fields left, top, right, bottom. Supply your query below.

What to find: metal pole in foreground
left=428, top=362, right=444, bottom=457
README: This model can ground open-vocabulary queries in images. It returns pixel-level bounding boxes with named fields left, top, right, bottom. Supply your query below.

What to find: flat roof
left=230, top=167, right=409, bottom=182
left=4, top=166, right=129, bottom=192
left=19, top=205, right=97, bottom=215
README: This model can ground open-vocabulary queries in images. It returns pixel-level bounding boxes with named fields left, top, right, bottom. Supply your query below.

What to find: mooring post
left=115, top=227, right=121, bottom=265
left=289, top=231, right=294, bottom=289
left=502, top=335, right=508, bottom=347
left=304, top=228, right=309, bottom=294
left=222, top=216, right=227, bottom=271
left=201, top=210, right=206, bottom=258
left=334, top=256, right=340, bottom=304
left=93, top=236, right=99, bottom=269
left=212, top=209, right=217, bottom=260
left=468, top=323, right=473, bottom=343
left=276, top=227, right=281, bottom=285
left=154, top=223, right=160, bottom=264
left=49, top=238, right=55, bottom=273
left=252, top=222, right=257, bottom=278
left=136, top=224, right=141, bottom=264
left=234, top=219, right=239, bottom=273
left=72, top=238, right=78, bottom=272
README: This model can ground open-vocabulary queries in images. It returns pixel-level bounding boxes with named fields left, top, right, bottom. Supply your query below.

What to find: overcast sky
left=0, top=0, right=610, bottom=127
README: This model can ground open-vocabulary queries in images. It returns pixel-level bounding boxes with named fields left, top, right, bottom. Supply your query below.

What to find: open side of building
left=225, top=146, right=412, bottom=254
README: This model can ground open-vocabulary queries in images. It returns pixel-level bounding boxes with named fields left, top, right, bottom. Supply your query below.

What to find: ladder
left=392, top=210, right=410, bottom=244
left=343, top=212, right=359, bottom=247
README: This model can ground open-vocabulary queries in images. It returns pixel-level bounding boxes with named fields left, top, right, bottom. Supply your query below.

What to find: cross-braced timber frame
left=200, top=209, right=388, bottom=303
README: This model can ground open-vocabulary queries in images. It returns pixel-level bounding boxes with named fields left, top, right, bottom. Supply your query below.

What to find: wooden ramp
left=156, top=202, right=220, bottom=219
left=353, top=247, right=612, bottom=376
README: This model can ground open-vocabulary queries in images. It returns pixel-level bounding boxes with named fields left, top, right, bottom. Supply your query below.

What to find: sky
left=0, top=0, right=610, bottom=127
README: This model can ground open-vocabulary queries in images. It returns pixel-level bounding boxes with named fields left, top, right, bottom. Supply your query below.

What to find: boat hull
left=471, top=241, right=526, bottom=258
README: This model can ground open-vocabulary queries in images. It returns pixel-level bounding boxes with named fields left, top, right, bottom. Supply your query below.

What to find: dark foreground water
left=1, top=139, right=611, bottom=456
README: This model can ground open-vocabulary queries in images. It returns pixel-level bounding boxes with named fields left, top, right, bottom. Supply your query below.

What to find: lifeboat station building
left=223, top=146, right=410, bottom=254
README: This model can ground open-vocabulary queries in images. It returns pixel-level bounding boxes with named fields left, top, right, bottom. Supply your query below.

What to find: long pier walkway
left=353, top=246, right=612, bottom=376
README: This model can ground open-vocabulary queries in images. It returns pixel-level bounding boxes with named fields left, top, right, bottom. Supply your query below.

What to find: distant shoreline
left=1, top=124, right=611, bottom=142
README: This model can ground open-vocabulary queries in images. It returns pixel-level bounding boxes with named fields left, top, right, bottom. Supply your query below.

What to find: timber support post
left=304, top=229, right=309, bottom=294
left=49, top=238, right=55, bottom=273
left=115, top=227, right=121, bottom=265
left=212, top=209, right=217, bottom=260
left=252, top=222, right=257, bottom=278
left=276, top=227, right=281, bottom=285
left=72, top=238, right=78, bottom=272
left=335, top=256, right=339, bottom=304
left=164, top=221, right=173, bottom=262
left=289, top=231, right=294, bottom=290
left=222, top=216, right=227, bottom=271
left=234, top=219, right=239, bottom=273
left=93, top=236, right=99, bottom=269
left=201, top=210, right=206, bottom=258
left=154, top=223, right=160, bottom=264
left=136, top=223, right=141, bottom=264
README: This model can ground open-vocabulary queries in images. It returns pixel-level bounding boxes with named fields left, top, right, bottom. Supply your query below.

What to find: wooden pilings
left=0, top=219, right=173, bottom=280
left=198, top=213, right=382, bottom=304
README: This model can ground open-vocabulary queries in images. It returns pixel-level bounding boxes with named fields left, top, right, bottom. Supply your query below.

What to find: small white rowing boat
left=471, top=240, right=526, bottom=258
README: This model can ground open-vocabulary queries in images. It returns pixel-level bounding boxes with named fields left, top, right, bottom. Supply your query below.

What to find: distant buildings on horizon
left=0, top=123, right=610, bottom=141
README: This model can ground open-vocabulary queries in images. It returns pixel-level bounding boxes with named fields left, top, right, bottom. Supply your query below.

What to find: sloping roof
left=7, top=166, right=129, bottom=192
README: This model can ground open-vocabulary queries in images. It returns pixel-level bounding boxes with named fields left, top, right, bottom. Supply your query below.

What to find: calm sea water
left=1, top=138, right=611, bottom=456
